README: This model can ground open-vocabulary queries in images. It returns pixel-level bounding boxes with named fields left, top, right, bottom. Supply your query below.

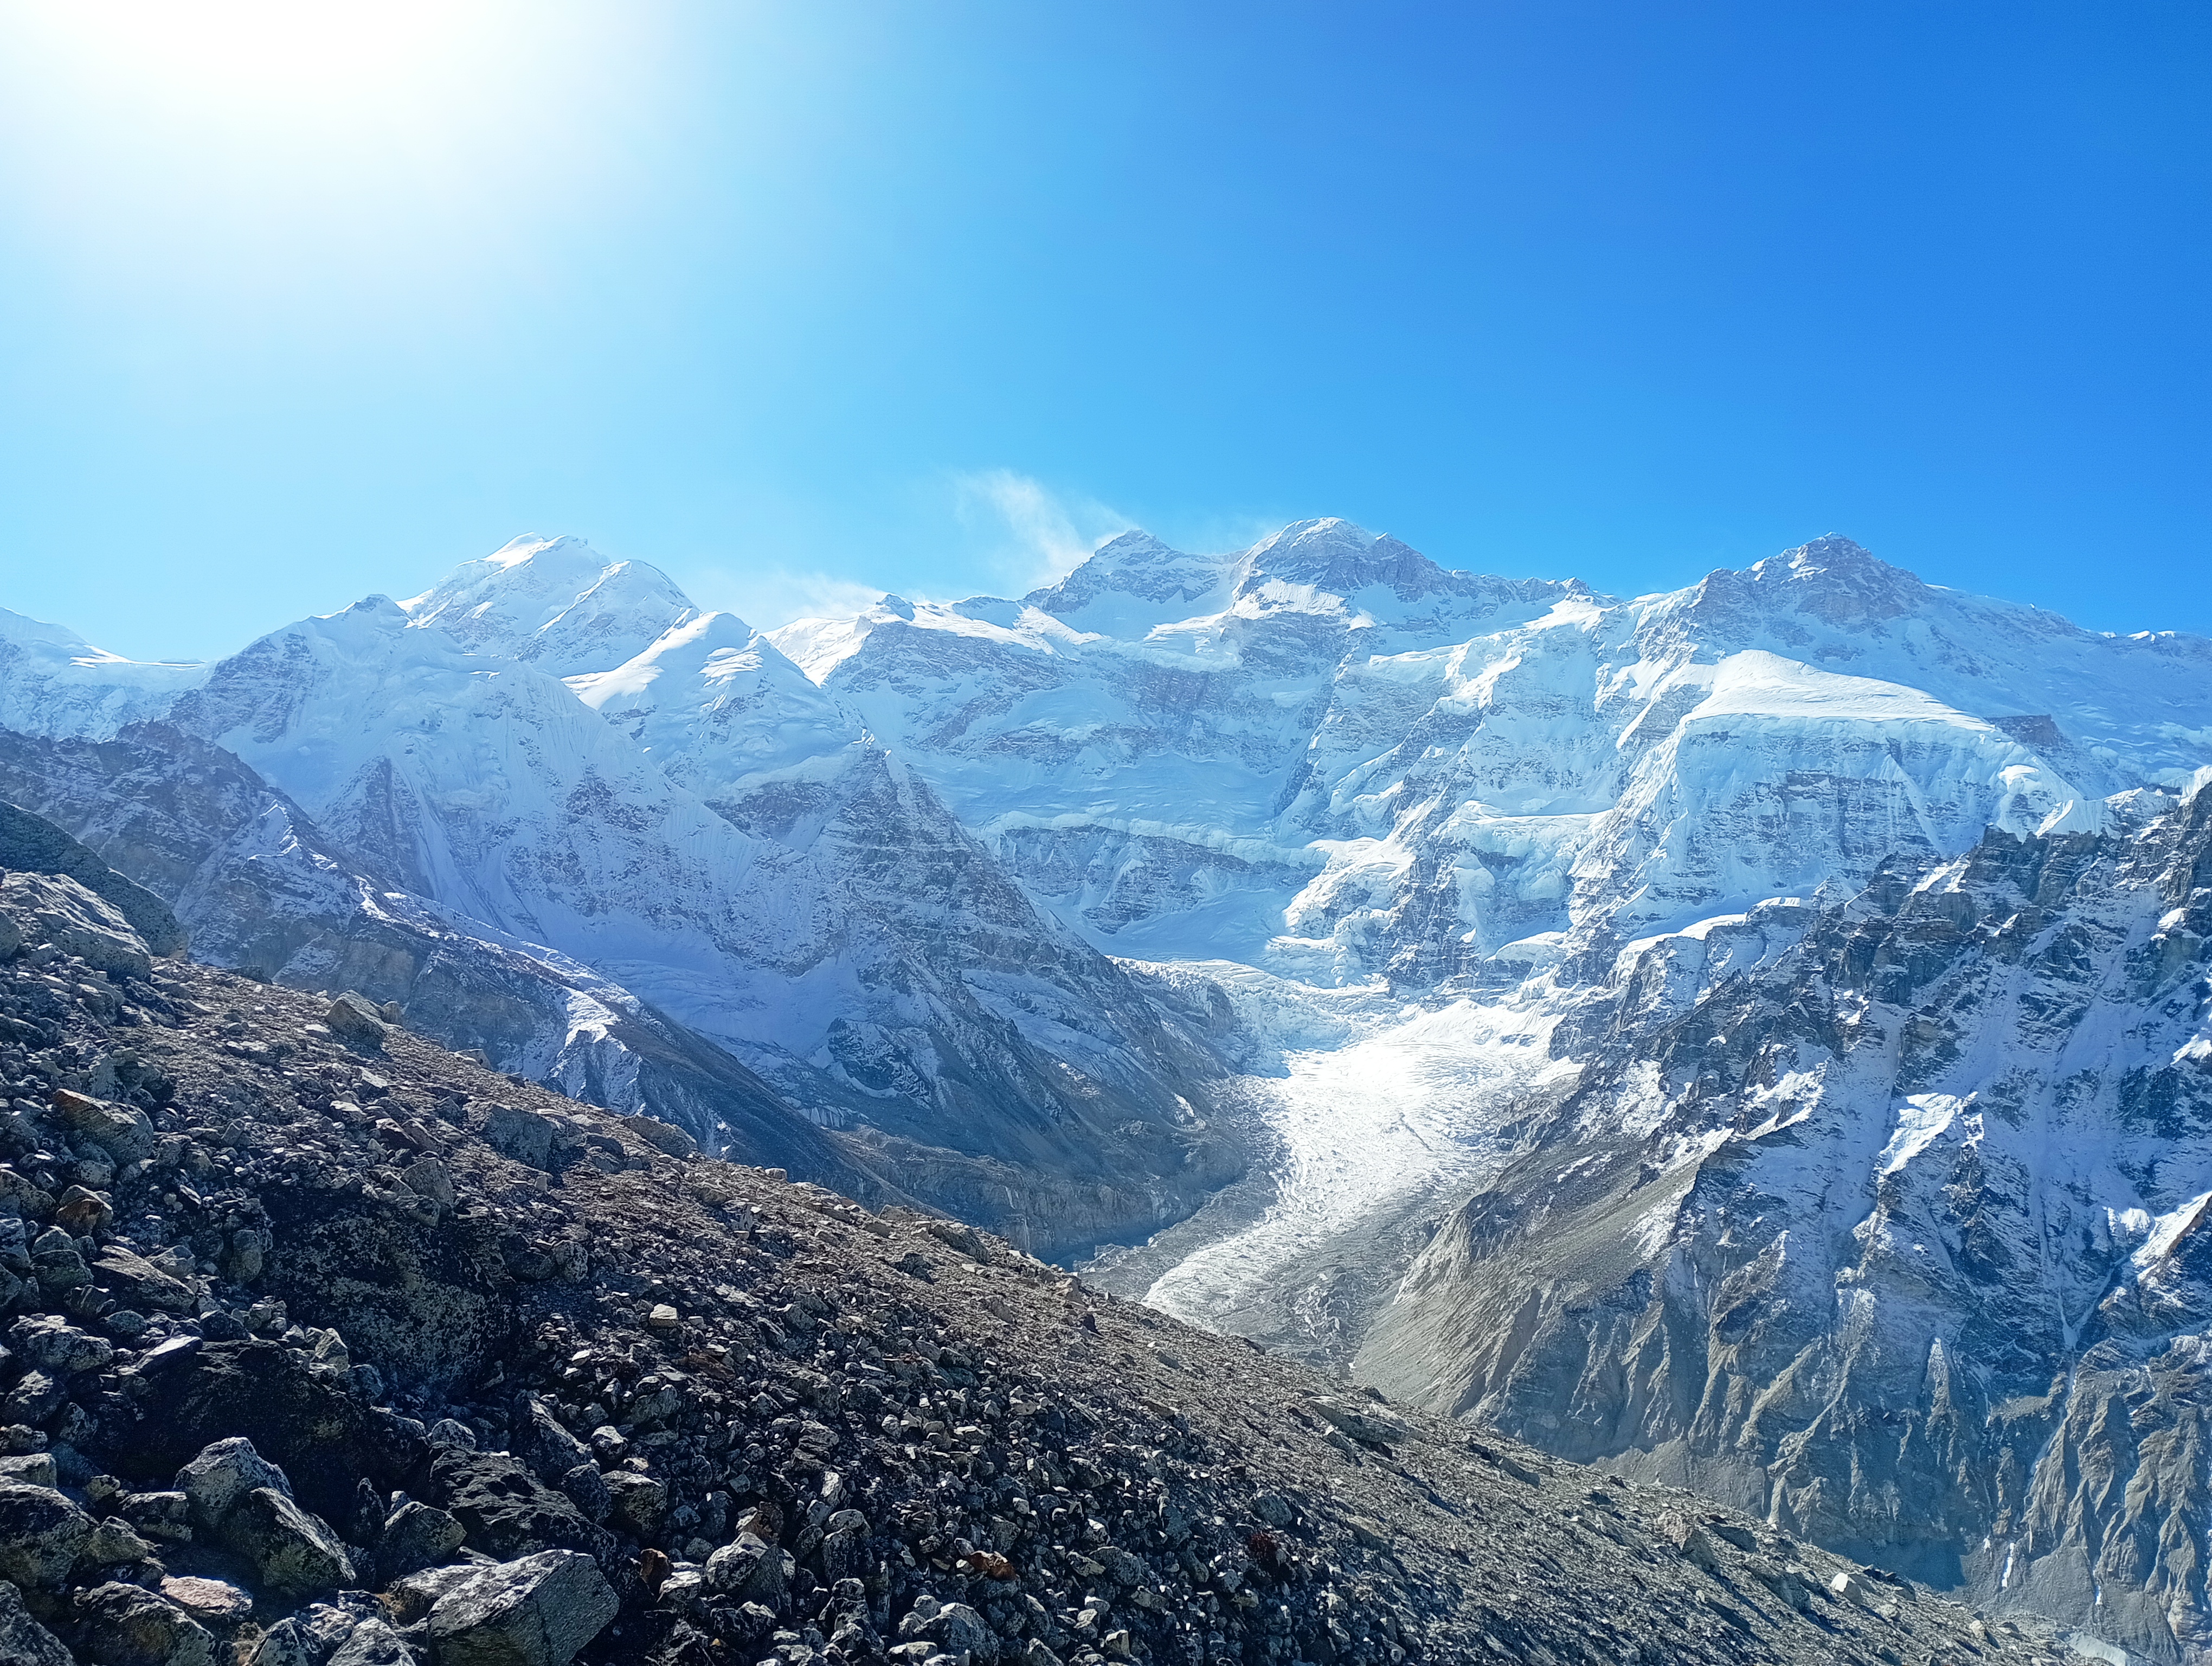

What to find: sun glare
left=10, top=2, right=512, bottom=130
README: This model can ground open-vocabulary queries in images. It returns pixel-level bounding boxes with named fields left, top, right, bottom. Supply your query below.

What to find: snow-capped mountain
left=0, top=604, right=205, bottom=739
left=10, top=518, right=2212, bottom=1652
left=0, top=544, right=1237, bottom=1257
left=761, top=518, right=2212, bottom=1654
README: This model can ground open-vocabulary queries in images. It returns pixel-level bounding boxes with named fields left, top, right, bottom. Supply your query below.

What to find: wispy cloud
left=682, top=563, right=887, bottom=631
left=950, top=469, right=1132, bottom=593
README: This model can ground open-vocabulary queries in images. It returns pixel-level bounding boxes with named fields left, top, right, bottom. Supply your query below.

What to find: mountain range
left=8, top=520, right=2212, bottom=1658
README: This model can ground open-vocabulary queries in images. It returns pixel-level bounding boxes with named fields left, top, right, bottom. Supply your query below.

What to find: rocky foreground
left=0, top=844, right=2069, bottom=1664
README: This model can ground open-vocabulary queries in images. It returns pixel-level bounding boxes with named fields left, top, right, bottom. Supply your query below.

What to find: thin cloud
left=681, top=563, right=887, bottom=632
left=950, top=469, right=1133, bottom=593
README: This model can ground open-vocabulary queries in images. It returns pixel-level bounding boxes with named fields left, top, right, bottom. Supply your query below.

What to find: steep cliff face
left=1357, top=779, right=2212, bottom=1659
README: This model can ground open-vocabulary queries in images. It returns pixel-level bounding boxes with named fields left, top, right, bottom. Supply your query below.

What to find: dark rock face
left=421, top=1449, right=615, bottom=1565
left=130, top=1343, right=422, bottom=1524
left=0, top=873, right=2021, bottom=1663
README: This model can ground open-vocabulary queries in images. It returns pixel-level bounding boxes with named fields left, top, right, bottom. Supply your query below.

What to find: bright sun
left=12, top=2, right=506, bottom=126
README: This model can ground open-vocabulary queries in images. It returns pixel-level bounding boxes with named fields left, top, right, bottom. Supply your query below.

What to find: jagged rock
left=175, top=1436, right=292, bottom=1529
left=140, top=1344, right=420, bottom=1522
left=1659, top=1513, right=1718, bottom=1569
left=389, top=1561, right=497, bottom=1624
left=325, top=993, right=388, bottom=1053
left=54, top=1184, right=113, bottom=1235
left=9, top=1314, right=115, bottom=1375
left=602, top=1470, right=665, bottom=1536
left=380, top=1497, right=467, bottom=1579
left=327, top=1618, right=415, bottom=1666
left=423, top=1549, right=619, bottom=1666
left=557, top=1462, right=609, bottom=1524
left=484, top=1105, right=569, bottom=1172
left=222, top=1486, right=355, bottom=1593
left=422, top=1447, right=615, bottom=1564
left=0, top=1452, right=57, bottom=1486
left=2, top=1368, right=65, bottom=1424
left=249, top=1617, right=316, bottom=1666
left=119, top=1490, right=190, bottom=1543
left=517, top=1395, right=592, bottom=1486
left=626, top=1117, right=697, bottom=1161
left=0, top=872, right=154, bottom=977
left=0, top=1478, right=94, bottom=1586
left=71, top=1579, right=216, bottom=1666
left=1303, top=1395, right=1408, bottom=1448
left=80, top=1514, right=155, bottom=1566
left=704, top=1531, right=787, bottom=1606
left=92, top=1244, right=201, bottom=1313
left=402, top=1154, right=457, bottom=1209
left=0, top=1574, right=73, bottom=1665
left=48, top=1088, right=155, bottom=1166
left=917, top=1600, right=998, bottom=1661
left=29, top=1229, right=91, bottom=1296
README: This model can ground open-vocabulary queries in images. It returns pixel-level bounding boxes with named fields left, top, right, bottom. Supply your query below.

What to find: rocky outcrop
left=0, top=805, right=182, bottom=960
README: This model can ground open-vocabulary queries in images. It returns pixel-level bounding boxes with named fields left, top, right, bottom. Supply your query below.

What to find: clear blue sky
left=2, top=2, right=2206, bottom=661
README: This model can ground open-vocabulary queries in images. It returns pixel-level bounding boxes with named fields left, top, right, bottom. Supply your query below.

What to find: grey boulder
left=0, top=1478, right=94, bottom=1587
left=224, top=1486, right=355, bottom=1594
left=1303, top=1394, right=1409, bottom=1447
left=48, top=1087, right=156, bottom=1167
left=176, top=1436, right=292, bottom=1530
left=326, top=992, right=390, bottom=1051
left=328, top=1617, right=417, bottom=1666
left=72, top=1579, right=216, bottom=1666
left=425, top=1548, right=618, bottom=1666
left=0, top=871, right=153, bottom=977
left=0, top=1574, right=72, bottom=1666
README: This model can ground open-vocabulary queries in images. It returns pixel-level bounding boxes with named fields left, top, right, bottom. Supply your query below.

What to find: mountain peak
left=1024, top=530, right=1232, bottom=623
left=1237, top=517, right=1445, bottom=599
left=1674, top=534, right=1929, bottom=632
left=408, top=535, right=698, bottom=677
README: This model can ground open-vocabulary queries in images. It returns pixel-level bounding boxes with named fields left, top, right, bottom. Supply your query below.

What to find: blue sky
left=1, top=1, right=2205, bottom=660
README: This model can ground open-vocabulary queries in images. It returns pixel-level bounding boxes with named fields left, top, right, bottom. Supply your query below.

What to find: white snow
left=1878, top=1094, right=1967, bottom=1177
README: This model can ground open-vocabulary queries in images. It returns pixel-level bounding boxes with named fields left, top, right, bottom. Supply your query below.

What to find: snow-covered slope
left=1357, top=784, right=2212, bottom=1658
left=159, top=560, right=1234, bottom=1255
left=0, top=719, right=864, bottom=1188
left=0, top=605, right=205, bottom=739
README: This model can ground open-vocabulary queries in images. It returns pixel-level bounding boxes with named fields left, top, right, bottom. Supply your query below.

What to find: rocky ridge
left=1358, top=777, right=2212, bottom=1661
left=0, top=820, right=2047, bottom=1665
